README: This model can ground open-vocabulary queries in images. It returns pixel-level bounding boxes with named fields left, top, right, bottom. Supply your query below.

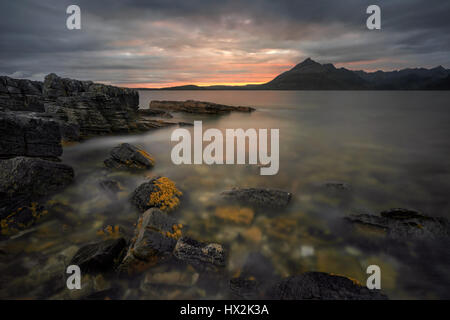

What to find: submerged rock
left=149, top=100, right=255, bottom=114
left=268, top=272, right=387, bottom=300
left=119, top=208, right=183, bottom=274
left=104, top=143, right=155, bottom=170
left=345, top=208, right=450, bottom=240
left=173, top=237, right=226, bottom=270
left=220, top=187, right=292, bottom=209
left=69, top=238, right=127, bottom=274
left=0, top=111, right=62, bottom=158
left=131, top=176, right=182, bottom=212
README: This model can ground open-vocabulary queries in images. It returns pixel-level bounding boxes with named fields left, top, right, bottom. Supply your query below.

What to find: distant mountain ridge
left=145, top=58, right=450, bottom=90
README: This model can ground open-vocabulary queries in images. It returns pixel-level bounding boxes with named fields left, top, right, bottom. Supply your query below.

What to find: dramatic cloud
left=1, top=0, right=449, bottom=87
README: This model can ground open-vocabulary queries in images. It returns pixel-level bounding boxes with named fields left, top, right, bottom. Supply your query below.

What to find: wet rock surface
left=269, top=272, right=387, bottom=300
left=104, top=143, right=155, bottom=170
left=345, top=208, right=450, bottom=240
left=0, top=111, right=62, bottom=159
left=149, top=100, right=255, bottom=114
left=120, top=208, right=182, bottom=274
left=220, top=187, right=292, bottom=209
left=138, top=108, right=173, bottom=118
left=173, top=237, right=226, bottom=270
left=131, top=176, right=182, bottom=212
left=69, top=238, right=127, bottom=274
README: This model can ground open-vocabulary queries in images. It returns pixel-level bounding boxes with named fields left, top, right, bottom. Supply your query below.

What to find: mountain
left=142, top=58, right=450, bottom=90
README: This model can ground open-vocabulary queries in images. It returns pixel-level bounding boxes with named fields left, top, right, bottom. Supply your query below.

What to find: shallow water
left=1, top=91, right=449, bottom=299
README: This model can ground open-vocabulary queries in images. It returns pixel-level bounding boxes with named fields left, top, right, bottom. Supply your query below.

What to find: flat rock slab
left=173, top=237, right=226, bottom=270
left=220, top=187, right=292, bottom=209
left=149, top=100, right=255, bottom=114
left=345, top=208, right=450, bottom=240
left=120, top=208, right=182, bottom=274
left=269, top=272, right=387, bottom=300
left=69, top=238, right=127, bottom=274
left=104, top=143, right=155, bottom=170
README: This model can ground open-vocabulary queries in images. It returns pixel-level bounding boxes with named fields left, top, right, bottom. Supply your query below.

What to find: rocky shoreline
left=4, top=74, right=449, bottom=300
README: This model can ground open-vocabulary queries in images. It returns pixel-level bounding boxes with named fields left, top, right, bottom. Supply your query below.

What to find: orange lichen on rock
left=97, top=225, right=121, bottom=239
left=165, top=223, right=183, bottom=239
left=0, top=202, right=48, bottom=236
left=214, top=206, right=254, bottom=225
left=147, top=177, right=182, bottom=212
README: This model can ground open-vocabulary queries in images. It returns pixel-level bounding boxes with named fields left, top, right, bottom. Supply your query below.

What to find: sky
left=1, top=0, right=450, bottom=88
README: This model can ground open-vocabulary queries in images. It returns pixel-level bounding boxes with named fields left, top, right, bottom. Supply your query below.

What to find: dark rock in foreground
left=119, top=208, right=182, bottom=274
left=220, top=187, right=292, bottom=209
left=269, top=272, right=387, bottom=300
left=69, top=238, right=127, bottom=274
left=0, top=111, right=62, bottom=159
left=104, top=143, right=155, bottom=170
left=173, top=237, right=226, bottom=270
left=149, top=100, right=255, bottom=114
left=345, top=208, right=450, bottom=240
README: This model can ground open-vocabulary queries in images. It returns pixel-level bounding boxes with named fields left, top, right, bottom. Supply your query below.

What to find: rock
left=220, top=187, right=292, bottom=209
left=69, top=238, right=127, bottom=274
left=345, top=208, right=450, bottom=240
left=104, top=143, right=155, bottom=170
left=0, top=76, right=44, bottom=112
left=0, top=111, right=62, bottom=158
left=119, top=208, right=183, bottom=274
left=134, top=118, right=177, bottom=131
left=130, top=176, right=182, bottom=212
left=149, top=100, right=255, bottom=114
left=268, top=272, right=387, bottom=300
left=2, top=74, right=141, bottom=139
left=138, top=108, right=173, bottom=118
left=173, top=237, right=226, bottom=270
left=0, top=157, right=74, bottom=201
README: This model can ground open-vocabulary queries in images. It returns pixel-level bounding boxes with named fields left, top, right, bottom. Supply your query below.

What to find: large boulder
left=220, top=187, right=292, bottom=209
left=345, top=208, right=450, bottom=240
left=0, top=157, right=74, bottom=200
left=268, top=272, right=387, bottom=300
left=149, top=100, right=254, bottom=114
left=0, top=157, right=74, bottom=234
left=0, top=76, right=44, bottom=112
left=104, top=143, right=155, bottom=170
left=41, top=73, right=140, bottom=138
left=119, top=208, right=183, bottom=274
left=0, top=111, right=62, bottom=158
left=131, top=177, right=182, bottom=212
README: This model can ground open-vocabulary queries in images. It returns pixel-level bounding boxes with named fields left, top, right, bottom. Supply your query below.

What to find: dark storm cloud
left=1, top=0, right=449, bottom=86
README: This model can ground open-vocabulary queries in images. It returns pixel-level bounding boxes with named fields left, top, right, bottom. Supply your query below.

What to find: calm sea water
left=1, top=91, right=449, bottom=299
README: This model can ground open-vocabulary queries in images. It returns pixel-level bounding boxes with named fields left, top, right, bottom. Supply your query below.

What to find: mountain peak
left=293, top=57, right=319, bottom=69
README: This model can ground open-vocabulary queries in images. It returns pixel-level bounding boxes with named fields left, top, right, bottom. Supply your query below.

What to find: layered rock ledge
left=149, top=100, right=255, bottom=114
